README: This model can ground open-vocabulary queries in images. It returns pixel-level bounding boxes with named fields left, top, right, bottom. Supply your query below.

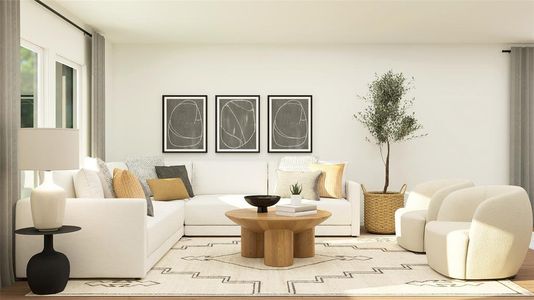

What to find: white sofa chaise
left=394, top=179, right=474, bottom=252
left=425, top=185, right=532, bottom=280
left=16, top=160, right=361, bottom=278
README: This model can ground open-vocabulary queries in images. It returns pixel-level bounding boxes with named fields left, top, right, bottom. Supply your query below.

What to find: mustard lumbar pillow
left=147, top=178, right=190, bottom=201
left=113, top=169, right=146, bottom=199
left=309, top=163, right=345, bottom=199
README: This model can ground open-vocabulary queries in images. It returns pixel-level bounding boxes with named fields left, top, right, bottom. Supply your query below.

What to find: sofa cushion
left=309, top=163, right=345, bottom=199
left=192, top=161, right=267, bottom=195
left=126, top=156, right=164, bottom=197
left=49, top=170, right=78, bottom=198
left=275, top=170, right=321, bottom=200
left=278, top=156, right=318, bottom=171
left=164, top=160, right=192, bottom=181
left=73, top=169, right=105, bottom=198
left=106, top=162, right=128, bottom=173
left=147, top=178, right=190, bottom=201
left=97, top=158, right=115, bottom=198
left=156, top=165, right=194, bottom=197
left=184, top=195, right=351, bottom=226
left=147, top=200, right=184, bottom=255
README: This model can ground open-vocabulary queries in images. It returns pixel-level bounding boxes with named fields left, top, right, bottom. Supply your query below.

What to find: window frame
left=20, top=39, right=44, bottom=127
left=55, top=55, right=81, bottom=129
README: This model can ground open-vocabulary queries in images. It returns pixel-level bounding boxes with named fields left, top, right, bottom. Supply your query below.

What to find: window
left=55, top=62, right=77, bottom=128
left=20, top=45, right=41, bottom=197
left=20, top=46, right=38, bottom=128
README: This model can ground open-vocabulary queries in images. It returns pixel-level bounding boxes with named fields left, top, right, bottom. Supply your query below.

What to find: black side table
left=15, top=225, right=81, bottom=295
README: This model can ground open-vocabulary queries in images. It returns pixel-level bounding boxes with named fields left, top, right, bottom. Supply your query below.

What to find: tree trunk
left=383, top=141, right=390, bottom=193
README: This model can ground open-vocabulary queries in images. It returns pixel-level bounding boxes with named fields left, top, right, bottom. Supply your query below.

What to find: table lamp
left=19, top=128, right=79, bottom=231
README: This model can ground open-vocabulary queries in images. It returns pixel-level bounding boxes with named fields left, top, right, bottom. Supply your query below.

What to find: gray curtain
left=0, top=0, right=20, bottom=288
left=91, top=32, right=106, bottom=160
left=510, top=47, right=534, bottom=215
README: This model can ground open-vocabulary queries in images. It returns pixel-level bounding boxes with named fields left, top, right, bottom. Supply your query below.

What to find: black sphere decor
left=244, top=195, right=281, bottom=213
left=27, top=235, right=70, bottom=294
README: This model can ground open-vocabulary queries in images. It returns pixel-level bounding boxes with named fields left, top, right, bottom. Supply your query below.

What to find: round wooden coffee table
left=225, top=209, right=331, bottom=267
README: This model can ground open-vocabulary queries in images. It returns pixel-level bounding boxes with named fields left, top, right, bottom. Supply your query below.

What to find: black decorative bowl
left=244, top=195, right=281, bottom=213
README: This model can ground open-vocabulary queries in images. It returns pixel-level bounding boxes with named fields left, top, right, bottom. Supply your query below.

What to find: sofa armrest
left=346, top=180, right=361, bottom=236
left=16, top=197, right=148, bottom=278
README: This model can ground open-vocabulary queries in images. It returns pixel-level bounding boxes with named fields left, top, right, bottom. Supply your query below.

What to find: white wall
left=108, top=44, right=510, bottom=191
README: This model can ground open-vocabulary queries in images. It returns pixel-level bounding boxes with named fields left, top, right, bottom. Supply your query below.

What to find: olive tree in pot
left=355, top=70, right=425, bottom=234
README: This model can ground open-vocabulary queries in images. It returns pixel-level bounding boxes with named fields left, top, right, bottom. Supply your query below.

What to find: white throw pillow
left=278, top=156, right=318, bottom=172
left=275, top=170, right=321, bottom=200
left=96, top=158, right=115, bottom=198
left=73, top=169, right=105, bottom=198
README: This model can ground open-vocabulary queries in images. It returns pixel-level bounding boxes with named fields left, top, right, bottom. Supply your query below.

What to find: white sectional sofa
left=16, top=160, right=361, bottom=279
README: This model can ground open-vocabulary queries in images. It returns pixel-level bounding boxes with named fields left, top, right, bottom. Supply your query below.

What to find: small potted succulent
left=290, top=183, right=302, bottom=205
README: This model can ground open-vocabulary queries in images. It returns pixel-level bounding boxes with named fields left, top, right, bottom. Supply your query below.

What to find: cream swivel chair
left=395, top=179, right=474, bottom=252
left=425, top=185, right=532, bottom=280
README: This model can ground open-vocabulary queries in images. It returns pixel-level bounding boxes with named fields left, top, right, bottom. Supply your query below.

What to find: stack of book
left=275, top=203, right=317, bottom=217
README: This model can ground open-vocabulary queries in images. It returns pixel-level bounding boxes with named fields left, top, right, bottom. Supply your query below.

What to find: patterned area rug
left=46, top=236, right=532, bottom=296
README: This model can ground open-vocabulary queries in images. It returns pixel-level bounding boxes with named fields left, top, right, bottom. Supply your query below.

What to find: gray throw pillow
left=275, top=170, right=321, bottom=200
left=126, top=156, right=164, bottom=197
left=155, top=165, right=194, bottom=197
left=138, top=178, right=154, bottom=217
left=96, top=158, right=115, bottom=198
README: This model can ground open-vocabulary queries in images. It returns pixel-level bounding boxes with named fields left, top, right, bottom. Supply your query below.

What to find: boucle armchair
left=425, top=185, right=532, bottom=280
left=395, top=179, right=474, bottom=252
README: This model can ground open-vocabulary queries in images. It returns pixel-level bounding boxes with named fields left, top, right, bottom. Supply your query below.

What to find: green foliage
left=290, top=183, right=302, bottom=195
left=355, top=70, right=424, bottom=144
left=354, top=70, right=426, bottom=193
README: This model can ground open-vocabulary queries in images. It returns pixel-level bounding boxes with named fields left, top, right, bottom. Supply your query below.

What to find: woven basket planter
left=362, top=184, right=406, bottom=234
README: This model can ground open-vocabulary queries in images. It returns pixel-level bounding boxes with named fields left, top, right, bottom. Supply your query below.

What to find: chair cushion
left=184, top=195, right=351, bottom=226
left=424, top=221, right=471, bottom=279
left=147, top=200, right=184, bottom=255
left=396, top=209, right=427, bottom=252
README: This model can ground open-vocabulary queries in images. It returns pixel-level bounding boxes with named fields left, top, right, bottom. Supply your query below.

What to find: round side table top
left=15, top=226, right=81, bottom=236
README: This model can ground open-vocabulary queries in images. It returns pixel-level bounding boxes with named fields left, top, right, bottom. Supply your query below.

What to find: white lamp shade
left=19, top=128, right=80, bottom=171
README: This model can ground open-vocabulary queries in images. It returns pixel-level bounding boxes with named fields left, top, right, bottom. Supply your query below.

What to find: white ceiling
left=50, top=0, right=534, bottom=44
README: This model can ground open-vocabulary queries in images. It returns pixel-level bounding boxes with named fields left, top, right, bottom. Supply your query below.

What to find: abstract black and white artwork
left=162, top=95, right=207, bottom=153
left=216, top=95, right=260, bottom=153
left=268, top=95, right=312, bottom=153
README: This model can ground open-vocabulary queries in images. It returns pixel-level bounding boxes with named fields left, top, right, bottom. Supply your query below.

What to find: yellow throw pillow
left=113, top=169, right=145, bottom=198
left=309, top=163, right=345, bottom=199
left=147, top=178, right=190, bottom=201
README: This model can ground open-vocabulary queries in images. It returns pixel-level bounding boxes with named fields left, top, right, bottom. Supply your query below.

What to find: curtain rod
left=502, top=50, right=511, bottom=53
left=33, top=0, right=93, bottom=38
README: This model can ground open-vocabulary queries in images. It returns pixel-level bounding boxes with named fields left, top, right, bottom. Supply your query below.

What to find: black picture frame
left=215, top=95, right=260, bottom=153
left=268, top=95, right=313, bottom=153
left=162, top=95, right=208, bottom=153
